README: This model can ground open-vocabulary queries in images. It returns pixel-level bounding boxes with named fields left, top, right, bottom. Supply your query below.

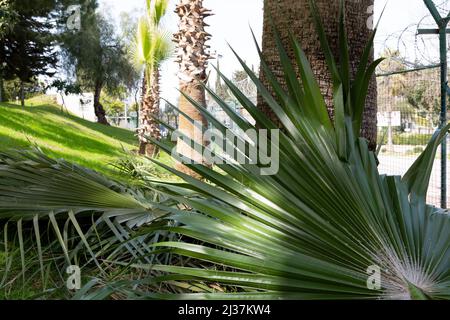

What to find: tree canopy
left=58, top=0, right=137, bottom=124
left=0, top=0, right=58, bottom=104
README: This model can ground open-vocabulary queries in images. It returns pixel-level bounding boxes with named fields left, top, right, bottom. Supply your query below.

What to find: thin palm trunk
left=173, top=0, right=212, bottom=177
left=138, top=69, right=161, bottom=157
left=259, top=0, right=377, bottom=150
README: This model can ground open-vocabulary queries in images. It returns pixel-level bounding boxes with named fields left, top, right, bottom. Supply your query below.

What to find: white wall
left=56, top=93, right=97, bottom=122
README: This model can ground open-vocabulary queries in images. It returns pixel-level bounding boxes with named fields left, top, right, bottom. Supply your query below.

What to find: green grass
left=0, top=96, right=145, bottom=177
left=0, top=97, right=142, bottom=298
left=0, top=96, right=176, bottom=299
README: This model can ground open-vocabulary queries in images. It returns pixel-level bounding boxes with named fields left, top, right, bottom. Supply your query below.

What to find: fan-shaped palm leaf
left=0, top=148, right=172, bottom=280
left=113, top=0, right=449, bottom=300
left=0, top=0, right=449, bottom=300
left=133, top=20, right=171, bottom=71
left=145, top=0, right=169, bottom=25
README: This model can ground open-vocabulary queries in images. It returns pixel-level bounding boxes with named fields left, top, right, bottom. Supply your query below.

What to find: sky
left=99, top=0, right=264, bottom=104
left=97, top=0, right=450, bottom=104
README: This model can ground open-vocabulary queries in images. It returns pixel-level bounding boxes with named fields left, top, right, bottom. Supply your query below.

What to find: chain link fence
left=376, top=65, right=447, bottom=207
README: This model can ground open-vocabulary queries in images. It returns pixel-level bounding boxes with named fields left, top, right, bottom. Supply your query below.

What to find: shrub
left=378, top=133, right=433, bottom=146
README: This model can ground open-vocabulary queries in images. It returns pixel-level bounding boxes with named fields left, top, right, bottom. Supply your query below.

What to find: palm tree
left=135, top=0, right=171, bottom=157
left=259, top=0, right=378, bottom=150
left=0, top=0, right=449, bottom=300
left=173, top=0, right=212, bottom=175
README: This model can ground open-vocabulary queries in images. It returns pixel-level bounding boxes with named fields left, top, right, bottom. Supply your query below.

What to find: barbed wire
left=376, top=0, right=450, bottom=72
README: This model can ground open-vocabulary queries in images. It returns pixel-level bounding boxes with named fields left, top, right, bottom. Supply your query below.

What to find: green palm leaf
left=0, top=148, right=171, bottom=278
left=119, top=0, right=449, bottom=299
left=0, top=0, right=449, bottom=300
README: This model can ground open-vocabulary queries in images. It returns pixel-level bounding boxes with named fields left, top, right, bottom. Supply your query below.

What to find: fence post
left=439, top=25, right=448, bottom=209
left=419, top=0, right=450, bottom=208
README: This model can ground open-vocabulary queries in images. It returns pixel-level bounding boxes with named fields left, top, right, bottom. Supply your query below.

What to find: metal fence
left=376, top=65, right=448, bottom=207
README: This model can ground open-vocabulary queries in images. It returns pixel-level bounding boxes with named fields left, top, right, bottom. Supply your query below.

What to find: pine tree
left=0, top=0, right=58, bottom=106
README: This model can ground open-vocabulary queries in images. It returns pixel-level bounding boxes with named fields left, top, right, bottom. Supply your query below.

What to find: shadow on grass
left=0, top=103, right=139, bottom=177
left=31, top=104, right=137, bottom=144
left=0, top=131, right=120, bottom=175
left=0, top=104, right=137, bottom=153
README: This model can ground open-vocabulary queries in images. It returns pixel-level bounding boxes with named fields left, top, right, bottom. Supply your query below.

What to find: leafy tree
left=0, top=0, right=15, bottom=101
left=50, top=79, right=81, bottom=112
left=212, top=58, right=230, bottom=101
left=378, top=49, right=441, bottom=127
left=118, top=11, right=142, bottom=121
left=101, top=94, right=125, bottom=117
left=0, top=0, right=58, bottom=106
left=2, top=77, right=46, bottom=102
left=59, top=1, right=135, bottom=125
left=129, top=102, right=139, bottom=114
left=405, top=79, right=440, bottom=127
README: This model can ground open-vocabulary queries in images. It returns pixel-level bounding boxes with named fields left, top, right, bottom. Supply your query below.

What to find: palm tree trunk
left=259, top=0, right=377, bottom=150
left=174, top=0, right=212, bottom=177
left=93, top=82, right=109, bottom=126
left=138, top=69, right=161, bottom=157
left=176, top=81, right=208, bottom=169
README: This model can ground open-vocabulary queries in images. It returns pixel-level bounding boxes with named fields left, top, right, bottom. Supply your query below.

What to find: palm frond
left=1, top=0, right=449, bottom=300
left=113, top=0, right=449, bottom=300
left=145, top=0, right=169, bottom=25
left=0, top=148, right=172, bottom=281
left=133, top=11, right=172, bottom=87
left=134, top=17, right=154, bottom=68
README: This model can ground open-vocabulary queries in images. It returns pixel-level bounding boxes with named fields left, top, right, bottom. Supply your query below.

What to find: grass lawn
left=0, top=96, right=172, bottom=177
left=0, top=96, right=175, bottom=299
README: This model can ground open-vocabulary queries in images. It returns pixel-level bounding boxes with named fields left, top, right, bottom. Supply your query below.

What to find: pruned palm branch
left=0, top=0, right=449, bottom=299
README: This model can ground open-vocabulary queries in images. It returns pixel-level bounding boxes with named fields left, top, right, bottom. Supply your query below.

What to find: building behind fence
left=106, top=112, right=138, bottom=131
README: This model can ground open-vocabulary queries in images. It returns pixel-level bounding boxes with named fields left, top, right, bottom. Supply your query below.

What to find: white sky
left=98, top=0, right=450, bottom=103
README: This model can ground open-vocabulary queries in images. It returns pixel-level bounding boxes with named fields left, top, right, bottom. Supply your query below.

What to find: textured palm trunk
left=93, top=82, right=109, bottom=126
left=259, top=0, right=377, bottom=150
left=138, top=69, right=161, bottom=157
left=177, top=82, right=208, bottom=170
left=174, top=0, right=212, bottom=177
